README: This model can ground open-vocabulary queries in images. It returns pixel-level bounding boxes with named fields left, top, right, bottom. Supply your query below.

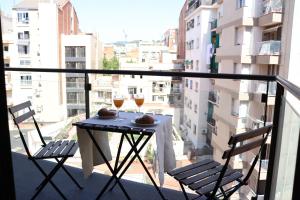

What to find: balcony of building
left=252, top=81, right=276, bottom=105
left=208, top=91, right=218, bottom=105
left=256, top=40, right=281, bottom=65
left=186, top=0, right=216, bottom=16
left=2, top=67, right=300, bottom=200
left=210, top=19, right=217, bottom=31
left=259, top=0, right=283, bottom=27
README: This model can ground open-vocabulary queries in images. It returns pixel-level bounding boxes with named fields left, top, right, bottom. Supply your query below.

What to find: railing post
left=264, top=82, right=284, bottom=200
left=0, top=17, right=16, bottom=199
left=254, top=81, right=270, bottom=199
left=84, top=73, right=91, bottom=119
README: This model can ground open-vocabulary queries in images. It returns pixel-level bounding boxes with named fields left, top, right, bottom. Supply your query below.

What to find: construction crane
left=123, top=29, right=128, bottom=42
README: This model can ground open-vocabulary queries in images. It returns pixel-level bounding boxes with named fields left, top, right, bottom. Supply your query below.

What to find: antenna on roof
left=123, top=29, right=127, bottom=42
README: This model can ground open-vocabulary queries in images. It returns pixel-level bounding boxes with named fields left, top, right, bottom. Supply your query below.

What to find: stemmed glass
left=113, top=95, right=124, bottom=118
left=134, top=94, right=144, bottom=114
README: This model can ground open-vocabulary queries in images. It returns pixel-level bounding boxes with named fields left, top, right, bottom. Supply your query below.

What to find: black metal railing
left=3, top=67, right=300, bottom=200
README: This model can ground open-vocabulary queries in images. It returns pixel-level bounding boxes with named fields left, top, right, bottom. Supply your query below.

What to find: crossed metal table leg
left=86, top=129, right=166, bottom=200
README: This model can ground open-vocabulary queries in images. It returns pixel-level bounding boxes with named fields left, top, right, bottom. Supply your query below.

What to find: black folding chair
left=168, top=125, right=272, bottom=200
left=9, top=101, right=83, bottom=200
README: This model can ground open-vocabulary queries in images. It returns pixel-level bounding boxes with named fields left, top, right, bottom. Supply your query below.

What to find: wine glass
left=134, top=94, right=144, bottom=114
left=113, top=95, right=124, bottom=118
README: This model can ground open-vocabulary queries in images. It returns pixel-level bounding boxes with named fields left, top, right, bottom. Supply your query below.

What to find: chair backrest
left=8, top=101, right=46, bottom=157
left=209, top=125, right=273, bottom=198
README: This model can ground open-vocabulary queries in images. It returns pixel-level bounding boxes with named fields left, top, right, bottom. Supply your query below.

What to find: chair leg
left=179, top=182, right=190, bottom=200
left=31, top=158, right=68, bottom=200
left=54, top=157, right=83, bottom=189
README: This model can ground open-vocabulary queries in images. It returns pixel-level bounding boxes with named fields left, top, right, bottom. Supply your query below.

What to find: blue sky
left=1, top=0, right=185, bottom=43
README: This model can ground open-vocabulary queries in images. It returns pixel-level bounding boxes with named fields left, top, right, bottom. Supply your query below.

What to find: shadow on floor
left=12, top=152, right=197, bottom=200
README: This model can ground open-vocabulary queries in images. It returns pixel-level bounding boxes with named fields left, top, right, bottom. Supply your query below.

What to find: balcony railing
left=208, top=91, right=217, bottom=104
left=210, top=19, right=217, bottom=30
left=262, top=0, right=283, bottom=15
left=66, top=82, right=85, bottom=88
left=3, top=67, right=300, bottom=200
left=258, top=40, right=281, bottom=56
left=255, top=81, right=277, bottom=96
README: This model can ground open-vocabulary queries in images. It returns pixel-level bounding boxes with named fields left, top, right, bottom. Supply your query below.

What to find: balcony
left=66, top=82, right=85, bottom=89
left=2, top=67, right=300, bottom=200
left=12, top=152, right=194, bottom=199
left=256, top=40, right=281, bottom=65
left=208, top=91, right=218, bottom=104
left=186, top=0, right=214, bottom=16
left=259, top=0, right=283, bottom=27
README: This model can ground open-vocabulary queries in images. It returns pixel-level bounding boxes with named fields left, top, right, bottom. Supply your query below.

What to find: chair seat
left=168, top=159, right=243, bottom=195
left=33, top=140, right=79, bottom=159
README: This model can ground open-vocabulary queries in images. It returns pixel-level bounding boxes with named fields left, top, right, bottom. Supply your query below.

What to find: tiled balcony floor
left=12, top=152, right=197, bottom=200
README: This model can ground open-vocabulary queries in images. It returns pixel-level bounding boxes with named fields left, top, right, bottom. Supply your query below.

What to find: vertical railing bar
left=264, top=82, right=284, bottom=200
left=84, top=73, right=90, bottom=119
left=292, top=129, right=300, bottom=200
left=255, top=80, right=270, bottom=198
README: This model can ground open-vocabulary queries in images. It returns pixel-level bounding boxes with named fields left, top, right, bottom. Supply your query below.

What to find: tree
left=103, top=56, right=119, bottom=70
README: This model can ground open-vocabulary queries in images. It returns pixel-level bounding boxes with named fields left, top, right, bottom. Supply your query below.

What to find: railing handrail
left=6, top=68, right=300, bottom=100
left=4, top=67, right=276, bottom=81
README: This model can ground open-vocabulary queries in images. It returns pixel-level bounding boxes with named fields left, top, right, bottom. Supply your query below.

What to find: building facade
left=183, top=0, right=218, bottom=156
left=61, top=33, right=99, bottom=117
left=211, top=0, right=283, bottom=195
left=10, top=0, right=79, bottom=123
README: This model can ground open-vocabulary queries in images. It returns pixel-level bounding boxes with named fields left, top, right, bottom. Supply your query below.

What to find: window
left=231, top=98, right=239, bottom=116
left=196, top=38, right=199, bottom=49
left=190, top=80, right=193, bottom=90
left=191, top=60, right=194, bottom=70
left=218, top=4, right=224, bottom=18
left=140, top=88, right=143, bottom=93
left=187, top=19, right=195, bottom=31
left=65, top=46, right=85, bottom=57
left=18, top=45, right=30, bottom=54
left=140, top=75, right=143, bottom=79
left=185, top=79, right=188, bottom=87
left=197, top=16, right=200, bottom=25
left=193, top=124, right=197, bottom=135
left=67, top=92, right=77, bottom=104
left=233, top=63, right=238, bottom=74
left=196, top=60, right=199, bottom=71
left=4, top=46, right=8, bottom=51
left=17, top=12, right=29, bottom=23
left=239, top=101, right=248, bottom=118
left=128, top=87, right=137, bottom=95
left=195, top=82, right=199, bottom=92
left=18, top=31, right=30, bottom=39
left=131, top=75, right=135, bottom=78
left=20, top=75, right=32, bottom=86
left=237, top=0, right=246, bottom=9
left=194, top=104, right=198, bottom=113
left=4, top=63, right=9, bottom=67
left=20, top=60, right=31, bottom=65
left=235, top=27, right=242, bottom=45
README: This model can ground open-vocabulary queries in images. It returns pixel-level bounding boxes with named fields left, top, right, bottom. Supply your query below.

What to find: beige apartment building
left=211, top=0, right=283, bottom=196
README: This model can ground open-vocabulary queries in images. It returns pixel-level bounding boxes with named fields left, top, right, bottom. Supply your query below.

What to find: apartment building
left=10, top=0, right=79, bottom=123
left=183, top=0, right=218, bottom=156
left=1, top=13, right=14, bottom=107
left=61, top=33, right=99, bottom=117
left=211, top=0, right=283, bottom=195
left=163, top=28, right=178, bottom=52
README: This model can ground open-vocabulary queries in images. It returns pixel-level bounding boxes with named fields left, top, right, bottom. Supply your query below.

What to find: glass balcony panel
left=270, top=93, right=300, bottom=200
left=258, top=40, right=281, bottom=56
left=262, top=0, right=283, bottom=15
